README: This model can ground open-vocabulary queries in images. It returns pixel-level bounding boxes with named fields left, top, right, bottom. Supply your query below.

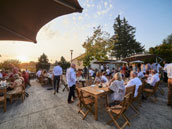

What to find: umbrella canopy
left=0, top=0, right=83, bottom=43
left=122, top=54, right=156, bottom=62
left=113, top=60, right=127, bottom=64
left=130, top=60, right=144, bottom=64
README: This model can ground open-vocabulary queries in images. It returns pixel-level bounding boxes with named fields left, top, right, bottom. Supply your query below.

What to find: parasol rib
left=0, top=24, right=36, bottom=43
left=54, top=0, right=76, bottom=10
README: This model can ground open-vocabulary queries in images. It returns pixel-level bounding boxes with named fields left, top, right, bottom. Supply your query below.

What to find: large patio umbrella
left=130, top=60, right=144, bottom=64
left=113, top=60, right=127, bottom=64
left=0, top=0, right=83, bottom=43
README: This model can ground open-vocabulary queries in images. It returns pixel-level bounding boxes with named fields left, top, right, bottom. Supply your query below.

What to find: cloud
left=78, top=16, right=83, bottom=20
left=104, top=2, right=108, bottom=7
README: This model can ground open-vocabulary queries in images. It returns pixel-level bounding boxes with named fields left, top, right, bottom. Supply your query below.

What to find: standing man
left=101, top=64, right=104, bottom=72
left=164, top=63, right=172, bottom=107
left=66, top=64, right=76, bottom=103
left=53, top=63, right=62, bottom=94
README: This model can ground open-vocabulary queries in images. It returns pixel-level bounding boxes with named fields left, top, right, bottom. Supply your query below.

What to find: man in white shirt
left=36, top=69, right=42, bottom=78
left=106, top=67, right=110, bottom=76
left=66, top=64, right=76, bottom=103
left=53, top=63, right=62, bottom=94
left=101, top=64, right=104, bottom=72
left=164, top=63, right=172, bottom=106
left=156, top=63, right=162, bottom=73
left=141, top=64, right=146, bottom=73
left=126, top=71, right=142, bottom=97
left=0, top=71, right=3, bottom=79
left=89, top=69, right=94, bottom=77
left=146, top=70, right=160, bottom=87
left=137, top=68, right=144, bottom=79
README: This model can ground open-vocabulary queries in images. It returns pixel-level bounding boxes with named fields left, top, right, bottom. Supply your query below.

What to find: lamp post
left=70, top=50, right=73, bottom=63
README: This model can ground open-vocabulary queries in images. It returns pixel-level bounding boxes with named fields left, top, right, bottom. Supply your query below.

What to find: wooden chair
left=158, top=80, right=164, bottom=95
left=131, top=84, right=144, bottom=111
left=86, top=79, right=93, bottom=86
left=8, top=85, right=25, bottom=104
left=61, top=78, right=69, bottom=92
left=125, top=85, right=139, bottom=117
left=106, top=93, right=132, bottom=129
left=76, top=87, right=92, bottom=106
left=0, top=88, right=7, bottom=112
left=143, top=81, right=160, bottom=102
left=78, top=90, right=94, bottom=120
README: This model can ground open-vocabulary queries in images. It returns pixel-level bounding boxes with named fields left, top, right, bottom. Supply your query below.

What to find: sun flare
left=16, top=55, right=29, bottom=62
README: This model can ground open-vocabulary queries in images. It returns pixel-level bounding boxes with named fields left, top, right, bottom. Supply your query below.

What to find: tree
left=82, top=26, right=113, bottom=66
left=36, top=53, right=50, bottom=71
left=0, top=59, right=20, bottom=70
left=20, top=61, right=37, bottom=72
left=111, top=15, right=144, bottom=59
left=149, top=33, right=172, bottom=63
left=58, top=56, right=70, bottom=71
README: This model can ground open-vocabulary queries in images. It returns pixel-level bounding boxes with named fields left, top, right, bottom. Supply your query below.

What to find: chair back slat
left=125, top=85, right=136, bottom=104
left=0, top=88, right=7, bottom=98
left=120, top=93, right=132, bottom=113
left=125, top=85, right=135, bottom=97
left=153, top=81, right=160, bottom=93
left=135, top=85, right=143, bottom=99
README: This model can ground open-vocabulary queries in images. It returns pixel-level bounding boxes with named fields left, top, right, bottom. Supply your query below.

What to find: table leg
left=94, top=96, right=98, bottom=120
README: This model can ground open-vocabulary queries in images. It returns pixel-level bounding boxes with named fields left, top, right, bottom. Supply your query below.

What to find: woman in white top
left=108, top=72, right=125, bottom=106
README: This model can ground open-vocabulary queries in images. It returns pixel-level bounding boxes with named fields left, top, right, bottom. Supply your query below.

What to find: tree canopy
left=36, top=53, right=50, bottom=71
left=0, top=59, right=20, bottom=70
left=58, top=56, right=70, bottom=71
left=111, top=15, right=144, bottom=59
left=149, top=33, right=172, bottom=63
left=82, top=26, right=113, bottom=66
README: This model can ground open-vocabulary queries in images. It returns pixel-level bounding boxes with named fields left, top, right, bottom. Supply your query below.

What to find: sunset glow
left=16, top=55, right=29, bottom=63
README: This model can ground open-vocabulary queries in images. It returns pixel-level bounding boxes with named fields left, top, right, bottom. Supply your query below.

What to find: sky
left=0, top=0, right=172, bottom=63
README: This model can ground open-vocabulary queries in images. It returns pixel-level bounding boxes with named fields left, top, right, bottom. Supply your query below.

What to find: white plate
left=98, top=90, right=104, bottom=92
left=91, top=85, right=95, bottom=87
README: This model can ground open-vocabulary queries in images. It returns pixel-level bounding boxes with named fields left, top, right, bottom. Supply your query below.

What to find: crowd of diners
left=36, top=69, right=53, bottom=86
left=0, top=64, right=31, bottom=99
left=75, top=63, right=162, bottom=106
left=35, top=60, right=172, bottom=107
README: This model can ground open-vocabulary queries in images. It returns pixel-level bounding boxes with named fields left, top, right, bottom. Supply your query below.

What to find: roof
left=72, top=53, right=86, bottom=61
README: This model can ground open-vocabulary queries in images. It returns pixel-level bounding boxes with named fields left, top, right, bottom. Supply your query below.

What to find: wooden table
left=80, top=85, right=110, bottom=120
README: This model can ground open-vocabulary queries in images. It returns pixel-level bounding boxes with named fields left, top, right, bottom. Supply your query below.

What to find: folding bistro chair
left=158, top=80, right=164, bottom=95
left=8, top=85, right=25, bottom=104
left=125, top=85, right=139, bottom=117
left=106, top=93, right=132, bottom=129
left=0, top=88, right=7, bottom=112
left=61, top=78, right=69, bottom=92
left=78, top=90, right=94, bottom=120
left=143, top=81, right=160, bottom=102
left=131, top=84, right=144, bottom=111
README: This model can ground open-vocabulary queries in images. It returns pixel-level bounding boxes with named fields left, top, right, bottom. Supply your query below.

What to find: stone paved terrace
left=0, top=80, right=172, bottom=129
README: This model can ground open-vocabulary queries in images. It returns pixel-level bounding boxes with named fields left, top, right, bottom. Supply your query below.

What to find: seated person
left=137, top=68, right=144, bottom=79
left=42, top=70, right=48, bottom=85
left=101, top=72, right=108, bottom=83
left=76, top=69, right=83, bottom=81
left=108, top=72, right=125, bottom=106
left=47, top=70, right=53, bottom=85
left=7, top=74, right=23, bottom=95
left=146, top=70, right=160, bottom=88
left=126, top=71, right=142, bottom=97
left=89, top=68, right=95, bottom=78
left=94, top=72, right=101, bottom=84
